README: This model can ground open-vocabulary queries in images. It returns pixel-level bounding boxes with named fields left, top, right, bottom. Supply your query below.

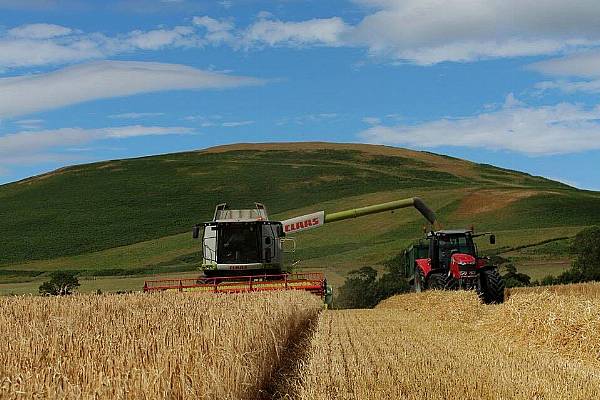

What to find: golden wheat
left=0, top=291, right=321, bottom=399
left=508, top=281, right=600, bottom=298
left=296, top=290, right=600, bottom=399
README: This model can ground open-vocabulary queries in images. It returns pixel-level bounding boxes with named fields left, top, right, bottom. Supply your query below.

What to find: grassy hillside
left=1, top=142, right=598, bottom=293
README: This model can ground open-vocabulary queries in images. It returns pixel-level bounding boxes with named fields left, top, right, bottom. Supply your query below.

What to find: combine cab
left=192, top=203, right=287, bottom=277
left=405, top=229, right=505, bottom=304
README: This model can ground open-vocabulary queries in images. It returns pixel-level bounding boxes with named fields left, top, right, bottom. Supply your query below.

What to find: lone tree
left=39, top=271, right=80, bottom=296
left=568, top=226, right=600, bottom=282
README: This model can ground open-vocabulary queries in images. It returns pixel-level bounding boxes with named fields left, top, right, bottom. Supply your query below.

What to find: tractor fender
left=475, top=258, right=499, bottom=271
left=415, top=258, right=432, bottom=278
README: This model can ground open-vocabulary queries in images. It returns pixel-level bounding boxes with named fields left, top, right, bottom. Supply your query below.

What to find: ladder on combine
left=143, top=272, right=327, bottom=297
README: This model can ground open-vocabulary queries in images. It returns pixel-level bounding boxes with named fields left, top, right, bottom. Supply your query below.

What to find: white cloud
left=243, top=16, right=349, bottom=47
left=109, top=112, right=165, bottom=119
left=190, top=1, right=600, bottom=64
left=362, top=116, right=381, bottom=125
left=6, top=1, right=600, bottom=69
left=15, top=118, right=44, bottom=129
left=0, top=125, right=193, bottom=166
left=0, top=23, right=201, bottom=69
left=0, top=37, right=106, bottom=69
left=126, top=26, right=198, bottom=50
left=193, top=16, right=235, bottom=44
left=347, top=0, right=600, bottom=64
left=0, top=60, right=263, bottom=118
left=529, top=51, right=600, bottom=79
left=221, top=120, right=254, bottom=127
left=529, top=51, right=600, bottom=93
left=358, top=95, right=600, bottom=155
left=8, top=23, right=72, bottom=39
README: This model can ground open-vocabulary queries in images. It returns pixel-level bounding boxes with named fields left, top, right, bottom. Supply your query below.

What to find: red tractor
left=405, top=229, right=505, bottom=304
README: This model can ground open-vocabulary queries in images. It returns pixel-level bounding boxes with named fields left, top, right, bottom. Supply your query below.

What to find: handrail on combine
left=143, top=272, right=327, bottom=298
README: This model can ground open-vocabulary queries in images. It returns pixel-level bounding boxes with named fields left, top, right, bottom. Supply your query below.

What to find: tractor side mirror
left=192, top=225, right=200, bottom=239
left=489, top=234, right=496, bottom=245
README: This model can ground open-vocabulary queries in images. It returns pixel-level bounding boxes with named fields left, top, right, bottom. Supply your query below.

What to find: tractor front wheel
left=478, top=269, right=505, bottom=304
left=427, top=273, right=457, bottom=290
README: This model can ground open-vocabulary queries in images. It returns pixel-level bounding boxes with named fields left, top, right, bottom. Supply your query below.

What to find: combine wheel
left=478, top=269, right=505, bottom=304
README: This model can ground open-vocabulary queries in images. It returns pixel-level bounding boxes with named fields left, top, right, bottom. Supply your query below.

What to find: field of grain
left=0, top=291, right=321, bottom=399
left=508, top=281, right=600, bottom=298
left=296, top=290, right=600, bottom=400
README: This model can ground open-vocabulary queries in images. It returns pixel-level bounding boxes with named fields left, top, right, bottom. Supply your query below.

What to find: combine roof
left=212, top=202, right=269, bottom=222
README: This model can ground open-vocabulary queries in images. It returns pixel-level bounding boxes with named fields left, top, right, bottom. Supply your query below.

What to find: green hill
left=1, top=142, right=599, bottom=294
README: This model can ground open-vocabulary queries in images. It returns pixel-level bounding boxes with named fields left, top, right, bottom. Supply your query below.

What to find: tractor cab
left=429, top=229, right=477, bottom=269
left=427, top=229, right=496, bottom=269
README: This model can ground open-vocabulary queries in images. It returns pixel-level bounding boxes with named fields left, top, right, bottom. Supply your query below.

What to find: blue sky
left=1, top=0, right=599, bottom=190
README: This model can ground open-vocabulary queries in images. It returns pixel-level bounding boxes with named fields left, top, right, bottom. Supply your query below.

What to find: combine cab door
left=262, top=222, right=283, bottom=266
left=203, top=225, right=217, bottom=265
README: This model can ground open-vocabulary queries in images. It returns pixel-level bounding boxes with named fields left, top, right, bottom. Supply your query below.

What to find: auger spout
left=324, top=197, right=436, bottom=225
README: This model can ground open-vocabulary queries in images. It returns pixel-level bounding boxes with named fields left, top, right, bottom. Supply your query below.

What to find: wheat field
left=2, top=285, right=600, bottom=400
left=296, top=290, right=600, bottom=400
left=508, top=281, right=600, bottom=298
left=0, top=291, right=321, bottom=399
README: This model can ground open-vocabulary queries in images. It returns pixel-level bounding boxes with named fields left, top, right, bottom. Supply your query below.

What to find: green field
left=1, top=142, right=598, bottom=294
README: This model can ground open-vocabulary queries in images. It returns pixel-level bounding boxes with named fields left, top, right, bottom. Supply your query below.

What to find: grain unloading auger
left=143, top=197, right=436, bottom=302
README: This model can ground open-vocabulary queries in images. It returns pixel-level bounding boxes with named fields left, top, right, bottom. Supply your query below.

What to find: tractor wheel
left=427, top=273, right=448, bottom=290
left=478, top=269, right=505, bottom=304
left=414, top=267, right=425, bottom=292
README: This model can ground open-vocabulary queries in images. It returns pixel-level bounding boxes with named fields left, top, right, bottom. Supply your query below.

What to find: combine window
left=217, top=223, right=261, bottom=264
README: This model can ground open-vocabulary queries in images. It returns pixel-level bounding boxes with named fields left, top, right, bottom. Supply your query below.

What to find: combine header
left=143, top=197, right=437, bottom=303
left=143, top=272, right=326, bottom=296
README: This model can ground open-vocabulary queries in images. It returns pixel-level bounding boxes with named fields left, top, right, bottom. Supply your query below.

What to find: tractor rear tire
left=478, top=269, right=505, bottom=304
left=427, top=273, right=457, bottom=290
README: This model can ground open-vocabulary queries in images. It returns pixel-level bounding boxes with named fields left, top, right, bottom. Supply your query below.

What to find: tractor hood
left=451, top=253, right=476, bottom=266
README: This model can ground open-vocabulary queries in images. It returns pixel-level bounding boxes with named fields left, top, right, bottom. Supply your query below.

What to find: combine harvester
left=143, top=198, right=436, bottom=303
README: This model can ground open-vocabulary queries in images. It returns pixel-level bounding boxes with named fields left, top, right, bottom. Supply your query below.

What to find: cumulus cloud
left=358, top=95, right=600, bottom=155
left=0, top=60, right=263, bottom=118
left=345, top=0, right=600, bottom=64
